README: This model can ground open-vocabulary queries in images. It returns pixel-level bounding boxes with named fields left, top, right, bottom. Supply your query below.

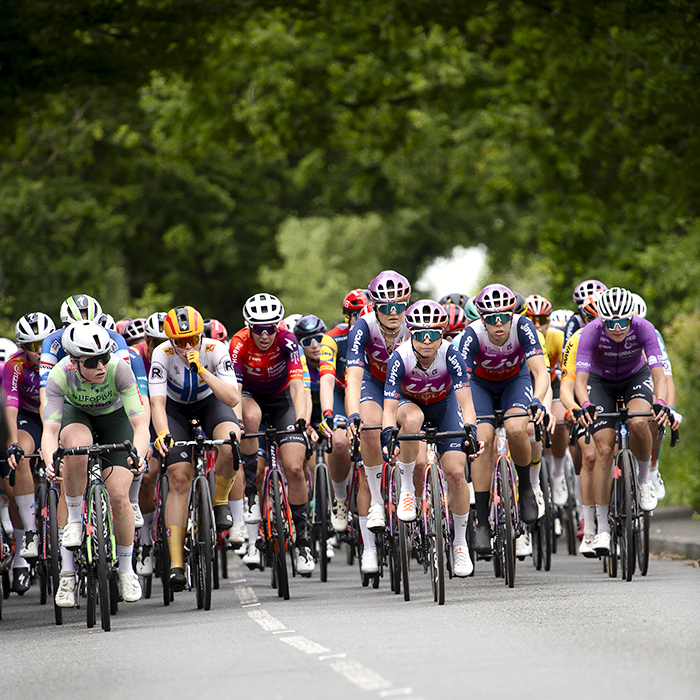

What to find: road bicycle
left=309, top=434, right=334, bottom=582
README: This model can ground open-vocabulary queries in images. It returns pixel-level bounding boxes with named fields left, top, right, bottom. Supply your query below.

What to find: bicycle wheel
left=315, top=463, right=330, bottom=583
left=271, top=471, right=289, bottom=600
left=89, top=487, right=111, bottom=632
left=156, top=477, right=172, bottom=606
left=194, top=477, right=214, bottom=610
left=498, top=457, right=515, bottom=588
left=539, top=457, right=553, bottom=571
left=563, top=453, right=579, bottom=555
left=46, top=489, right=63, bottom=625
left=607, top=473, right=619, bottom=579
left=427, top=464, right=445, bottom=605
left=35, top=481, right=48, bottom=605
left=637, top=510, right=650, bottom=576
left=619, top=452, right=635, bottom=582
left=386, top=465, right=401, bottom=595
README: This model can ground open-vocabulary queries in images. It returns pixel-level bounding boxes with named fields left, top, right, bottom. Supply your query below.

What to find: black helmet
left=293, top=314, right=327, bottom=342
left=438, top=292, right=469, bottom=310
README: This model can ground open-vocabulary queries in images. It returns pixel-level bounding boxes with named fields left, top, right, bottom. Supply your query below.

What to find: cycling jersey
left=40, top=327, right=130, bottom=388
left=319, top=324, right=349, bottom=391
left=560, top=328, right=582, bottom=384
left=384, top=340, right=469, bottom=405
left=544, top=326, right=564, bottom=377
left=346, top=312, right=409, bottom=383
left=301, top=353, right=321, bottom=423
left=43, top=355, right=145, bottom=423
left=457, top=316, right=544, bottom=382
left=3, top=351, right=40, bottom=414
left=128, top=347, right=149, bottom=398
left=576, top=316, right=663, bottom=381
left=656, top=330, right=673, bottom=376
left=131, top=341, right=153, bottom=375
left=564, top=313, right=584, bottom=345
left=229, top=328, right=303, bottom=396
left=149, top=338, right=237, bottom=404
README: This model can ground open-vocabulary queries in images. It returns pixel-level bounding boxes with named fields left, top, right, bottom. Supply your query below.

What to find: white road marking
left=234, top=586, right=258, bottom=605
left=328, top=659, right=392, bottom=691
left=247, top=609, right=286, bottom=632
left=272, top=629, right=296, bottom=635
left=319, top=653, right=347, bottom=661
left=278, top=636, right=330, bottom=655
left=380, top=689, right=413, bottom=697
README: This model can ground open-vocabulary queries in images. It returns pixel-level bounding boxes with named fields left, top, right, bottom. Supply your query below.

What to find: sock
left=117, top=544, right=134, bottom=574
left=290, top=503, right=308, bottom=544
left=66, top=495, right=83, bottom=524
left=15, top=494, right=36, bottom=532
left=129, top=473, right=143, bottom=504
left=529, top=457, right=541, bottom=489
left=515, top=464, right=531, bottom=491
left=582, top=505, right=596, bottom=536
left=331, top=479, right=348, bottom=501
left=214, top=475, right=234, bottom=507
left=242, top=452, right=257, bottom=492
left=13, top=529, right=28, bottom=568
left=551, top=455, right=565, bottom=479
left=60, top=540, right=75, bottom=574
left=141, top=512, right=155, bottom=545
left=246, top=522, right=259, bottom=544
left=452, top=512, right=469, bottom=547
left=398, top=461, right=416, bottom=495
left=167, top=525, right=186, bottom=569
left=229, top=498, right=244, bottom=527
left=595, top=505, right=610, bottom=534
left=475, top=491, right=490, bottom=527
left=363, top=464, right=383, bottom=507
left=359, top=515, right=376, bottom=553
left=637, top=458, right=652, bottom=484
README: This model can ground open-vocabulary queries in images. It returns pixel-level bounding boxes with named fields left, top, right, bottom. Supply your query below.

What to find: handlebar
left=173, top=431, right=241, bottom=470
left=52, top=441, right=139, bottom=479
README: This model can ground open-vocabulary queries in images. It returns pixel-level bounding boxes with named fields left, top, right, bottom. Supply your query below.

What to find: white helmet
left=243, top=293, right=285, bottom=325
left=62, top=321, right=112, bottom=357
left=60, top=294, right=103, bottom=325
left=0, top=338, right=19, bottom=363
left=283, top=313, right=302, bottom=334
left=549, top=309, right=573, bottom=331
left=96, top=313, right=117, bottom=331
left=631, top=293, right=647, bottom=319
left=145, top=312, right=168, bottom=339
left=597, top=287, right=635, bottom=321
left=15, top=313, right=56, bottom=344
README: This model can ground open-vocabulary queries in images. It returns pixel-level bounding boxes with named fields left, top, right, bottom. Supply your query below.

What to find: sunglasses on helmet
left=171, top=334, right=202, bottom=348
left=80, top=352, right=111, bottom=369
left=482, top=312, right=512, bottom=326
left=249, top=323, right=278, bottom=336
left=375, top=302, right=407, bottom=315
left=603, top=318, right=630, bottom=331
left=299, top=334, right=324, bottom=348
left=411, top=329, right=442, bottom=343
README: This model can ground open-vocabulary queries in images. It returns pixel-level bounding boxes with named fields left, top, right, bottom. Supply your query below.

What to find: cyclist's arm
left=574, top=370, right=591, bottom=407
left=454, top=385, right=478, bottom=427
left=4, top=405, right=18, bottom=447
left=150, top=395, right=169, bottom=437
left=344, top=366, right=364, bottom=418
left=650, top=365, right=668, bottom=405
left=526, top=353, right=549, bottom=403
left=41, top=419, right=61, bottom=472
left=666, top=374, right=676, bottom=412
left=128, top=411, right=151, bottom=460
left=382, top=396, right=399, bottom=430
left=560, top=379, right=577, bottom=413
left=288, top=377, right=307, bottom=422
left=319, top=373, right=337, bottom=417
left=198, top=369, right=239, bottom=408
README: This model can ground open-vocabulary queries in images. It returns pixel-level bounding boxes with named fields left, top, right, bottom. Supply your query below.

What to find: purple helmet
left=474, top=284, right=517, bottom=315
left=368, top=270, right=411, bottom=304
left=572, top=279, right=607, bottom=306
left=406, top=300, right=448, bottom=330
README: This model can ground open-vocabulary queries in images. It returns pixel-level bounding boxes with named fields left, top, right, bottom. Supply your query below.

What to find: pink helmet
left=474, top=284, right=517, bottom=315
left=368, top=270, right=411, bottom=304
left=572, top=279, right=607, bottom=306
left=406, top=300, right=448, bottom=330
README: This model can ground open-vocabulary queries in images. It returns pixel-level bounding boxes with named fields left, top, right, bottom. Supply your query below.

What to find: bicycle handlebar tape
left=229, top=431, right=241, bottom=471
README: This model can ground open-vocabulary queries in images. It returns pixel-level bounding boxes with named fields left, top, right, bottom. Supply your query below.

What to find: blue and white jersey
left=656, top=330, right=673, bottom=376
left=128, top=347, right=149, bottom=398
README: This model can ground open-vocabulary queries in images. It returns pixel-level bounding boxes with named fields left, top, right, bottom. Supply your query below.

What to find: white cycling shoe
left=61, top=521, right=83, bottom=550
left=515, top=532, right=532, bottom=557
left=366, top=503, right=385, bottom=533
left=295, top=545, right=315, bottom=575
left=397, top=492, right=416, bottom=522
left=119, top=571, right=142, bottom=603
left=361, top=549, right=378, bottom=574
left=55, top=572, right=76, bottom=608
left=452, top=545, right=473, bottom=577
left=639, top=482, right=658, bottom=511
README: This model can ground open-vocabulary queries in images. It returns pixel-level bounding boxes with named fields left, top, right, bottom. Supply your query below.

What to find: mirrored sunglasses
left=482, top=312, right=512, bottom=325
left=411, top=329, right=442, bottom=343
left=80, top=352, right=111, bottom=369
left=528, top=314, right=550, bottom=325
left=250, top=323, right=278, bottom=336
left=22, top=340, right=43, bottom=353
left=171, top=334, right=202, bottom=348
left=300, top=334, right=324, bottom=347
left=603, top=318, right=630, bottom=331
left=375, top=302, right=407, bottom=315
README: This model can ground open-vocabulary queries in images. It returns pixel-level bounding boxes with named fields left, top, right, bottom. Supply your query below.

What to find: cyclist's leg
left=329, top=390, right=351, bottom=532
left=359, top=379, right=386, bottom=532
left=240, top=394, right=263, bottom=537
left=13, top=417, right=41, bottom=566
left=549, top=399, right=570, bottom=505
left=395, top=401, right=423, bottom=521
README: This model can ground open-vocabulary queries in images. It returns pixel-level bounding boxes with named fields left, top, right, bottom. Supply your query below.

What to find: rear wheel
left=271, top=472, right=289, bottom=600
left=47, top=488, right=63, bottom=625
left=637, top=510, right=650, bottom=576
left=563, top=453, right=579, bottom=555
left=399, top=520, right=411, bottom=601
left=315, top=463, right=330, bottom=583
left=539, top=457, right=553, bottom=571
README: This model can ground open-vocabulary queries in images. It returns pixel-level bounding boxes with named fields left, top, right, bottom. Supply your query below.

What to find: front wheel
left=47, top=488, right=63, bottom=625
left=89, top=487, right=111, bottom=632
left=427, top=464, right=445, bottom=605
left=498, top=457, right=515, bottom=589
left=619, top=452, right=635, bottom=582
left=193, top=477, right=214, bottom=610
left=314, top=463, right=330, bottom=583
left=271, top=471, right=290, bottom=600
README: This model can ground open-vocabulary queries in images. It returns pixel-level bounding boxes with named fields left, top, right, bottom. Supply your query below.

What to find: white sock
left=637, top=458, right=652, bottom=484
left=117, top=544, right=134, bottom=574
left=363, top=464, right=384, bottom=507
left=359, top=516, right=376, bottom=553
left=13, top=529, right=28, bottom=568
left=15, top=493, right=36, bottom=531
left=530, top=465, right=541, bottom=488
left=398, top=461, right=416, bottom=495
left=595, top=504, right=610, bottom=534
left=141, top=512, right=155, bottom=545
left=331, top=479, right=348, bottom=501
left=452, top=513, right=469, bottom=548
left=551, top=455, right=565, bottom=478
left=246, top=522, right=259, bottom=544
left=60, top=544, right=75, bottom=574
left=582, top=505, right=596, bottom=536
left=129, top=473, right=143, bottom=504
left=66, top=495, right=83, bottom=523
left=229, top=499, right=244, bottom=527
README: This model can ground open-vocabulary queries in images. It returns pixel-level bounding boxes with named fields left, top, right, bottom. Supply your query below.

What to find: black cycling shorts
left=242, top=388, right=305, bottom=447
left=586, top=367, right=654, bottom=433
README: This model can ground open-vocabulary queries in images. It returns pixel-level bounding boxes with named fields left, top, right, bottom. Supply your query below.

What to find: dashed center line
left=234, top=586, right=258, bottom=605
left=278, top=635, right=330, bottom=655
left=328, top=659, right=392, bottom=691
left=247, top=609, right=286, bottom=631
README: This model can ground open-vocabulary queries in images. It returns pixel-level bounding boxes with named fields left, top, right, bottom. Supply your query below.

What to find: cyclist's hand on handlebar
left=547, top=411, right=556, bottom=435
left=48, top=452, right=64, bottom=482
left=652, top=400, right=671, bottom=428
left=154, top=430, right=174, bottom=456
left=319, top=410, right=335, bottom=439
left=461, top=424, right=483, bottom=459
left=308, top=424, right=319, bottom=444
left=346, top=412, right=362, bottom=440
left=670, top=409, right=683, bottom=431
left=127, top=453, right=147, bottom=475
left=6, top=443, right=24, bottom=469
left=576, top=401, right=597, bottom=427
left=529, top=399, right=546, bottom=425
left=380, top=426, right=399, bottom=463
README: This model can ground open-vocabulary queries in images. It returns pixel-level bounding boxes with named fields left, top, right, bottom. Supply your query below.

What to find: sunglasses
left=411, top=329, right=442, bottom=343
left=80, top=352, right=111, bottom=369
left=250, top=323, right=278, bottom=336
left=171, top=334, right=202, bottom=348
left=22, top=340, right=43, bottom=353
left=604, top=318, right=630, bottom=331
left=528, top=314, right=550, bottom=325
left=482, top=312, right=512, bottom=326
left=300, top=334, right=324, bottom=347
left=375, top=302, right=407, bottom=315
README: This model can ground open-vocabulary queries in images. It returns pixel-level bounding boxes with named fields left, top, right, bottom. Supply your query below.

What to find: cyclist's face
left=24, top=347, right=41, bottom=368
left=604, top=324, right=630, bottom=342
left=411, top=334, right=441, bottom=362
left=251, top=327, right=277, bottom=351
left=375, top=307, right=405, bottom=330
left=482, top=315, right=512, bottom=344
left=171, top=336, right=201, bottom=363
left=75, top=357, right=108, bottom=383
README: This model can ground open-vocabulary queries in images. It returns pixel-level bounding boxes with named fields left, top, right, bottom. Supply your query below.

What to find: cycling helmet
left=203, top=318, right=228, bottom=341
left=342, top=289, right=370, bottom=313
left=294, top=314, right=328, bottom=342
left=0, top=338, right=19, bottom=363
left=442, top=302, right=467, bottom=338
left=116, top=318, right=132, bottom=334
left=145, top=312, right=168, bottom=340
left=597, top=287, right=635, bottom=321
left=581, top=291, right=603, bottom=320
left=60, top=294, right=102, bottom=325
left=549, top=309, right=573, bottom=330
left=243, top=293, right=285, bottom=325
left=438, top=292, right=468, bottom=310
left=525, top=294, right=553, bottom=317
left=62, top=321, right=112, bottom=357
left=405, top=300, right=448, bottom=330
left=282, top=313, right=302, bottom=334
left=464, top=296, right=480, bottom=322
left=164, top=306, right=205, bottom=338
left=367, top=270, right=411, bottom=304
left=96, top=313, right=117, bottom=331
left=572, top=279, right=607, bottom=306
left=15, top=313, right=56, bottom=344
left=631, top=293, right=648, bottom=319
left=474, top=284, right=516, bottom=315
left=121, top=318, right=147, bottom=344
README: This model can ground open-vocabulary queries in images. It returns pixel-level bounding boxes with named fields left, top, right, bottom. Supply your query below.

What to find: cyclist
left=438, top=293, right=469, bottom=310
left=382, top=300, right=481, bottom=576
left=574, top=287, right=671, bottom=556
left=318, top=289, right=369, bottom=534
left=549, top=309, right=573, bottom=332
left=345, top=270, right=411, bottom=574
left=564, top=280, right=607, bottom=344
left=121, top=318, right=147, bottom=347
left=42, top=321, right=150, bottom=606
left=204, top=318, right=228, bottom=343
left=229, top=293, right=315, bottom=575
left=97, top=313, right=117, bottom=331
left=442, top=302, right=468, bottom=343
left=296, top=314, right=328, bottom=428
left=3, top=312, right=56, bottom=593
left=149, top=305, right=242, bottom=591
left=456, top=284, right=549, bottom=554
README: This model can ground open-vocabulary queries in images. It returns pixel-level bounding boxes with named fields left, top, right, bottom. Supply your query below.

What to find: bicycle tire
left=90, top=487, right=111, bottom=632
left=220, top=534, right=229, bottom=580
left=315, top=463, right=330, bottom=583
left=637, top=509, right=650, bottom=576
left=194, top=477, right=213, bottom=610
left=563, top=453, right=579, bottom=555
left=539, top=457, right=553, bottom=571
left=271, top=471, right=290, bottom=600
left=532, top=522, right=543, bottom=571
left=387, top=465, right=401, bottom=595
left=620, top=452, right=635, bottom=582
left=427, top=464, right=446, bottom=605
left=36, top=481, right=48, bottom=605
left=109, top=573, right=119, bottom=616
left=156, top=476, right=172, bottom=606
left=466, top=508, right=476, bottom=577
left=206, top=470, right=221, bottom=591
left=47, top=488, right=63, bottom=625
left=607, top=474, right=619, bottom=578
left=498, top=457, right=515, bottom=588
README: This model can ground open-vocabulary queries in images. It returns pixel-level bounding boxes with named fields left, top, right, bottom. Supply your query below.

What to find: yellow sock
left=167, top=525, right=186, bottom=569
left=214, top=475, right=234, bottom=507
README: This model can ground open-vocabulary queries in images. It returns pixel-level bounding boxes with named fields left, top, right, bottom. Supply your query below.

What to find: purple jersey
left=384, top=340, right=468, bottom=405
left=347, top=312, right=410, bottom=383
left=576, top=316, right=663, bottom=381
left=3, top=351, right=40, bottom=414
left=457, top=316, right=543, bottom=381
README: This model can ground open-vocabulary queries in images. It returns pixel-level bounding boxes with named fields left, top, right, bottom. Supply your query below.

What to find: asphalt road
left=2, top=545, right=699, bottom=700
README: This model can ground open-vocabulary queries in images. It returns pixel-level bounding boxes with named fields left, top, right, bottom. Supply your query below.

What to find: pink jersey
left=2, top=351, right=41, bottom=414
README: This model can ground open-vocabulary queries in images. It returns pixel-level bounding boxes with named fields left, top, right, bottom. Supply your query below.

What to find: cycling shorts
left=471, top=366, right=533, bottom=425
left=586, top=367, right=654, bottom=434
left=242, top=388, right=305, bottom=447
left=398, top=391, right=464, bottom=454
left=551, top=375, right=561, bottom=401
left=359, top=376, right=384, bottom=406
left=17, top=410, right=43, bottom=450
